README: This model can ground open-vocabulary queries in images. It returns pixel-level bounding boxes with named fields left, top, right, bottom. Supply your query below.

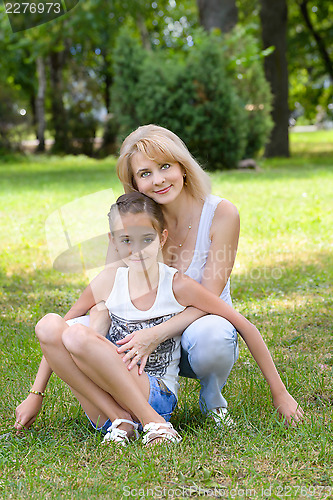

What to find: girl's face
left=131, top=152, right=185, bottom=205
left=112, top=212, right=167, bottom=271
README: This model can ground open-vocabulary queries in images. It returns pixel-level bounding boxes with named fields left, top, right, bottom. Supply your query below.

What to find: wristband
left=29, top=389, right=45, bottom=397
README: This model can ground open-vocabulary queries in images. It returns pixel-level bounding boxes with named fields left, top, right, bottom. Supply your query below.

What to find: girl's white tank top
left=105, top=262, right=185, bottom=396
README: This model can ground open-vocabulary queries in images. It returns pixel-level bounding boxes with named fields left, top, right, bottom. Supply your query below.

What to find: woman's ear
left=159, top=229, right=168, bottom=248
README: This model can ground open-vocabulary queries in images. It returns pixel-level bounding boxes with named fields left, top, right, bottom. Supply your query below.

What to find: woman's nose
left=152, top=171, right=165, bottom=185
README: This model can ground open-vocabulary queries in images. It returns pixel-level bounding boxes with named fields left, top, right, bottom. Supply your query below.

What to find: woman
left=109, top=124, right=298, bottom=425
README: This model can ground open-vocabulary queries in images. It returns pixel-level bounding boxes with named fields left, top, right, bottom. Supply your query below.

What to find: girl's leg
left=36, top=314, right=165, bottom=430
left=179, top=315, right=239, bottom=412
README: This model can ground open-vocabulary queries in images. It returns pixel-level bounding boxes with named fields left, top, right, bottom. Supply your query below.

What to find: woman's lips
left=154, top=185, right=172, bottom=195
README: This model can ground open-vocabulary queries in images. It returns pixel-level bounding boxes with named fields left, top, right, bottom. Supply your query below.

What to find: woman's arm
left=173, top=274, right=304, bottom=425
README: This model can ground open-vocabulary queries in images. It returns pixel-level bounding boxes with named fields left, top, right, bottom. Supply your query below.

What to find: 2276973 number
left=5, top=3, right=61, bottom=14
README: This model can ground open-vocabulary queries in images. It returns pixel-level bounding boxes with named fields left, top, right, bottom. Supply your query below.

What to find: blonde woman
left=112, top=124, right=300, bottom=426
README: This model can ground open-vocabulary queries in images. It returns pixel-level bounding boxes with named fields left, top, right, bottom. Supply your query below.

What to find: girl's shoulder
left=90, top=264, right=121, bottom=301
left=171, top=271, right=197, bottom=307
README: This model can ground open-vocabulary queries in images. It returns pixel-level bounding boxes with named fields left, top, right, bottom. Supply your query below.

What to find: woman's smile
left=153, top=185, right=172, bottom=195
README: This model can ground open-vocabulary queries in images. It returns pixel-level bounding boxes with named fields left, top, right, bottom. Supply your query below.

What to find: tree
left=259, top=0, right=289, bottom=157
left=197, top=0, right=238, bottom=33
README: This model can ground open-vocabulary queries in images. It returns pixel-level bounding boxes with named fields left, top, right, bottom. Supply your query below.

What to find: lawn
left=0, top=131, right=332, bottom=499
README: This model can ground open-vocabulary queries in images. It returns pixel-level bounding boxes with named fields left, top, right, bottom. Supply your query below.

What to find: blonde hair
left=116, top=125, right=211, bottom=201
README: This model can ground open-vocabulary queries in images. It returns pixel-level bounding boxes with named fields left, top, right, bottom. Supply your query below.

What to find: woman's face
left=131, top=152, right=185, bottom=205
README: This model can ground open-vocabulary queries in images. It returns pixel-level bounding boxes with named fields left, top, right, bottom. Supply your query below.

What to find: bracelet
left=29, top=389, right=45, bottom=397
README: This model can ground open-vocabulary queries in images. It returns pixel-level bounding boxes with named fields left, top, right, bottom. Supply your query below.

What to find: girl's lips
left=154, top=185, right=172, bottom=195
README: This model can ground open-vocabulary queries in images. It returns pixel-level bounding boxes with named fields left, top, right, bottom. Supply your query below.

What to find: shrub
left=111, top=28, right=273, bottom=169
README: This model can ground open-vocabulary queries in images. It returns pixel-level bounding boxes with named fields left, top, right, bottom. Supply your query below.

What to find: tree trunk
left=49, top=50, right=69, bottom=152
left=260, top=0, right=289, bottom=157
left=137, top=13, right=152, bottom=51
left=197, top=0, right=238, bottom=33
left=36, top=56, right=46, bottom=152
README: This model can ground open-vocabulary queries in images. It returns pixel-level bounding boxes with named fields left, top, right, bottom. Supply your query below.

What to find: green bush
left=112, top=28, right=273, bottom=169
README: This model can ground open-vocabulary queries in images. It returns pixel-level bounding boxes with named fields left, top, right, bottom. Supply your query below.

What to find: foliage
left=112, top=27, right=273, bottom=168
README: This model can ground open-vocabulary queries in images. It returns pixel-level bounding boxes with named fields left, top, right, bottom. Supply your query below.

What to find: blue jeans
left=179, top=315, right=239, bottom=412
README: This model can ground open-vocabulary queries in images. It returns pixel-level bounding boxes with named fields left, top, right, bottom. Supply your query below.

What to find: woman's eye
left=120, top=238, right=131, bottom=244
left=161, top=163, right=170, bottom=170
left=144, top=238, right=153, bottom=244
left=141, top=171, right=150, bottom=178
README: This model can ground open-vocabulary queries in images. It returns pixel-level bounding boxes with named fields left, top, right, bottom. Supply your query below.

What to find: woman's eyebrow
left=136, top=167, right=150, bottom=174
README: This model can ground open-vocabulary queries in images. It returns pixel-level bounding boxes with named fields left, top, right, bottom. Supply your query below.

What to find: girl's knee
left=35, top=313, right=63, bottom=344
left=62, top=323, right=90, bottom=355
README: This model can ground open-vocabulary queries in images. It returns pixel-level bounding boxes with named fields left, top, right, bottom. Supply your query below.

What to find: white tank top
left=184, top=194, right=232, bottom=306
left=105, top=262, right=185, bottom=396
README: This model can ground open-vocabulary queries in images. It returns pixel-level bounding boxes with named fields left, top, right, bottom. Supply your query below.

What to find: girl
left=15, top=193, right=303, bottom=445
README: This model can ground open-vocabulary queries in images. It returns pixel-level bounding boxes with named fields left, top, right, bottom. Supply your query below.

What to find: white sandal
left=102, top=418, right=140, bottom=447
left=142, top=422, right=182, bottom=445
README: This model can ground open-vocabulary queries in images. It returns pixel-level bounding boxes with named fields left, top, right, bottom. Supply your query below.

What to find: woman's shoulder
left=211, top=197, right=239, bottom=223
left=209, top=197, right=240, bottom=242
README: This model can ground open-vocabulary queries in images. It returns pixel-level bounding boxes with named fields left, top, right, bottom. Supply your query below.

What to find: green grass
left=1, top=131, right=333, bottom=499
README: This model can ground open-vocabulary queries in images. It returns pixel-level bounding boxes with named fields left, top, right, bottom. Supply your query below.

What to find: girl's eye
left=120, top=238, right=131, bottom=244
left=161, top=163, right=170, bottom=170
left=140, top=171, right=151, bottom=178
left=144, top=237, right=153, bottom=244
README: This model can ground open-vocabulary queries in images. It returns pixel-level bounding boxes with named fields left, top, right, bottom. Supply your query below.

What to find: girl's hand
left=272, top=389, right=304, bottom=427
left=14, top=394, right=43, bottom=435
left=116, top=329, right=159, bottom=374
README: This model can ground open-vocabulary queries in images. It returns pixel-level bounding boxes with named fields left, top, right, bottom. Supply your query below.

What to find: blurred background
left=0, top=0, right=332, bottom=168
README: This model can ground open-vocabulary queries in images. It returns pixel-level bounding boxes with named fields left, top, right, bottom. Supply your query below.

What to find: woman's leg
left=179, top=315, right=239, bottom=412
left=35, top=314, right=165, bottom=430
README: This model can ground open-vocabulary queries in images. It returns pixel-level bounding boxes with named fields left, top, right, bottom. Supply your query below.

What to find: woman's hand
left=14, top=394, right=43, bottom=435
left=116, top=328, right=159, bottom=374
left=272, top=389, right=304, bottom=427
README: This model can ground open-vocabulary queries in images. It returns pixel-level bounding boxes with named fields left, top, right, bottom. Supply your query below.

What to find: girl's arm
left=14, top=355, right=52, bottom=434
left=173, top=274, right=304, bottom=425
left=117, top=306, right=206, bottom=372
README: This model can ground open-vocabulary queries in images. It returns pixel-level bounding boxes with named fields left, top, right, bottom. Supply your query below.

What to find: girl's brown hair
left=108, top=192, right=165, bottom=235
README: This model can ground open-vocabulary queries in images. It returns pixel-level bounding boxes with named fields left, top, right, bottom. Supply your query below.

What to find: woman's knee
left=183, top=316, right=236, bottom=351
left=35, top=313, right=64, bottom=345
